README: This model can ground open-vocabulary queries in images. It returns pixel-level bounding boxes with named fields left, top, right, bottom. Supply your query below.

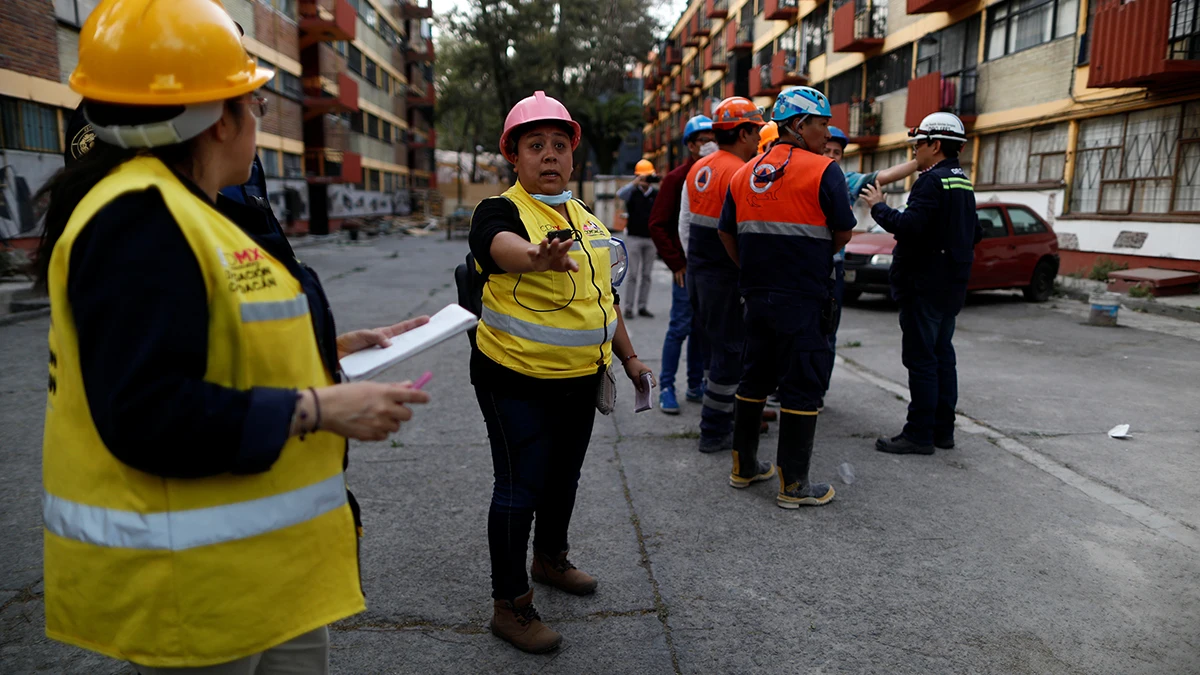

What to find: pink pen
left=412, top=371, right=434, bottom=390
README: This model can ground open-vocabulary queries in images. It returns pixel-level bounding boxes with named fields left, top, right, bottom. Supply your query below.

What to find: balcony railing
left=728, top=22, right=754, bottom=52
left=303, top=71, right=359, bottom=120
left=298, top=0, right=356, bottom=47
left=833, top=1, right=886, bottom=52
left=848, top=98, right=881, bottom=142
left=695, top=12, right=712, bottom=38
left=667, top=45, right=683, bottom=65
left=905, top=69, right=976, bottom=128
left=906, top=0, right=969, bottom=14
left=765, top=0, right=800, bottom=21
left=1089, top=0, right=1200, bottom=87
left=405, top=35, right=435, bottom=62
left=773, top=49, right=807, bottom=85
left=750, top=63, right=781, bottom=96
left=942, top=69, right=977, bottom=119
left=706, top=0, right=730, bottom=19
left=706, top=43, right=728, bottom=71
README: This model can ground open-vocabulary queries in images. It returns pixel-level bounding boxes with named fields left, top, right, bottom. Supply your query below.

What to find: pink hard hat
left=499, top=91, right=581, bottom=162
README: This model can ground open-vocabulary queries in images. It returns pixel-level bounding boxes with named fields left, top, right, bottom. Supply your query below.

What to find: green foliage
left=1087, top=257, right=1128, bottom=282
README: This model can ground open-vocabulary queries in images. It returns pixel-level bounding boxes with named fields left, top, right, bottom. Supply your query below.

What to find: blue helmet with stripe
left=772, top=86, right=832, bottom=123
left=828, top=126, right=849, bottom=148
left=683, top=115, right=713, bottom=144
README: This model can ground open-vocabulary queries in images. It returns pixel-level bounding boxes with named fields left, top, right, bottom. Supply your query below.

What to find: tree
left=435, top=0, right=660, bottom=183
left=571, top=92, right=646, bottom=176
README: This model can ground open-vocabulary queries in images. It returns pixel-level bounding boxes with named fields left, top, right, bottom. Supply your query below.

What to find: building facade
left=642, top=0, right=1200, bottom=273
left=0, top=0, right=435, bottom=243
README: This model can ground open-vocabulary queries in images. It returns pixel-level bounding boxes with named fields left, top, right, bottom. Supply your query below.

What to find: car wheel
left=1023, top=259, right=1056, bottom=302
left=843, top=290, right=862, bottom=304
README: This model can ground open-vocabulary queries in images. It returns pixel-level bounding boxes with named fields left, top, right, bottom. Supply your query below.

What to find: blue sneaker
left=659, top=388, right=680, bottom=415
left=685, top=384, right=705, bottom=403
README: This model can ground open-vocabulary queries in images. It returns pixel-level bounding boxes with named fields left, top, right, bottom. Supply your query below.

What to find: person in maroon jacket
left=647, top=115, right=716, bottom=414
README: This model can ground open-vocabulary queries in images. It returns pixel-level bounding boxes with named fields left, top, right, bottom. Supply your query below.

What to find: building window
left=0, top=98, right=62, bottom=153
left=350, top=111, right=364, bottom=133
left=800, top=4, right=829, bottom=71
left=977, top=123, right=1068, bottom=186
left=365, top=60, right=378, bottom=88
left=260, top=149, right=281, bottom=178
left=916, top=15, right=981, bottom=77
left=347, top=46, right=363, bottom=75
left=367, top=169, right=381, bottom=192
left=986, top=0, right=1078, bottom=60
left=279, top=72, right=303, bottom=100
left=382, top=122, right=393, bottom=144
left=865, top=46, right=912, bottom=98
left=283, top=152, right=303, bottom=178
left=367, top=114, right=379, bottom=138
left=1071, top=103, right=1200, bottom=215
left=1171, top=0, right=1200, bottom=60
left=264, top=0, right=297, bottom=19
left=827, top=68, right=862, bottom=105
left=54, top=0, right=99, bottom=27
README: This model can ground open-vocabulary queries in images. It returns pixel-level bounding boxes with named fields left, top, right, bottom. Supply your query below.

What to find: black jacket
left=870, top=158, right=983, bottom=305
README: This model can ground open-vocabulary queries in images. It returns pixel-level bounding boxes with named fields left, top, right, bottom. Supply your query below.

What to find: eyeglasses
left=249, top=96, right=268, bottom=119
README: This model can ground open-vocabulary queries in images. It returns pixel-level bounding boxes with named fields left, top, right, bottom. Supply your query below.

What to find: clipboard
left=339, top=304, right=479, bottom=381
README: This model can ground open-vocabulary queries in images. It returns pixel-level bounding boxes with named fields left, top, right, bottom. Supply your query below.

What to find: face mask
left=699, top=141, right=718, bottom=157
left=531, top=190, right=573, bottom=206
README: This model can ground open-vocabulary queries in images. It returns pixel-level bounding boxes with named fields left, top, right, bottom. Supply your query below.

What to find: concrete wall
left=350, top=134, right=400, bottom=166
left=877, top=89, right=908, bottom=136
left=976, top=37, right=1077, bottom=116
left=56, top=27, right=78, bottom=85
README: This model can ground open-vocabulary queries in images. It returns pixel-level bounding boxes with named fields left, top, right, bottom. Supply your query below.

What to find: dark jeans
left=659, top=277, right=707, bottom=393
left=898, top=294, right=959, bottom=445
left=824, top=257, right=845, bottom=393
left=689, top=272, right=744, bottom=438
left=739, top=293, right=832, bottom=412
left=475, top=385, right=597, bottom=600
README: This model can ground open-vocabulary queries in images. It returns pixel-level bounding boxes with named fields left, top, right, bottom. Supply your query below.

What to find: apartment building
left=0, top=0, right=435, bottom=243
left=642, top=0, right=1200, bottom=273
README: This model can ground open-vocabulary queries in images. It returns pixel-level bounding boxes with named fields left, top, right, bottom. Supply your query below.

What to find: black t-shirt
left=467, top=197, right=610, bottom=398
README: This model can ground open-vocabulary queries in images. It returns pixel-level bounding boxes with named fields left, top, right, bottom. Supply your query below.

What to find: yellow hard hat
left=70, top=0, right=274, bottom=106
left=635, top=159, right=655, bottom=176
left=758, top=121, right=779, bottom=154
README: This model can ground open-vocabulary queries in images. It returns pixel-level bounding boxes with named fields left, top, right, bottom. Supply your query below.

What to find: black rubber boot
left=730, top=398, right=775, bottom=488
left=776, top=411, right=834, bottom=508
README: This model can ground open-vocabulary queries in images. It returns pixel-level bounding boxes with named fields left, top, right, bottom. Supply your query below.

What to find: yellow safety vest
left=475, top=182, right=617, bottom=379
left=42, top=156, right=363, bottom=668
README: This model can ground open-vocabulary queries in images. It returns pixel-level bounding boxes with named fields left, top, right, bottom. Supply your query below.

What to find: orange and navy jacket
left=684, top=149, right=747, bottom=277
left=722, top=144, right=855, bottom=297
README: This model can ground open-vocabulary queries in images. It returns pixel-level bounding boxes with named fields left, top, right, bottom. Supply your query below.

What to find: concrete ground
left=2, top=236, right=1198, bottom=674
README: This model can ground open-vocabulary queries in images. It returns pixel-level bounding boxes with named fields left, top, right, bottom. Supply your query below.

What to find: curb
left=1054, top=276, right=1200, bottom=325
left=0, top=307, right=50, bottom=327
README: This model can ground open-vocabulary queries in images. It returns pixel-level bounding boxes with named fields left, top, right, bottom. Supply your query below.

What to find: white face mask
left=699, top=141, right=718, bottom=157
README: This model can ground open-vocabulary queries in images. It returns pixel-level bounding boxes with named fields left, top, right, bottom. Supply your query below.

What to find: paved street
left=2, top=236, right=1198, bottom=674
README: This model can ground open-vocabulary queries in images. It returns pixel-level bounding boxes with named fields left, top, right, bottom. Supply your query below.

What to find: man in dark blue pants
left=863, top=112, right=983, bottom=455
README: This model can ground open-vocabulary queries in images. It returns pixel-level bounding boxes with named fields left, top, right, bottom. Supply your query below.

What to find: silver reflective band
left=706, top=381, right=740, bottom=396
left=738, top=221, right=831, bottom=240
left=241, top=294, right=309, bottom=323
left=702, top=395, right=735, bottom=412
left=43, top=473, right=347, bottom=551
left=481, top=306, right=617, bottom=347
left=689, top=213, right=720, bottom=229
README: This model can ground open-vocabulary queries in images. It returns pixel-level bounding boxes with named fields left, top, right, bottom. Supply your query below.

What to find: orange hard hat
left=712, top=97, right=766, bottom=130
left=757, top=121, right=779, bottom=154
left=70, top=0, right=273, bottom=106
left=634, top=159, right=655, bottom=176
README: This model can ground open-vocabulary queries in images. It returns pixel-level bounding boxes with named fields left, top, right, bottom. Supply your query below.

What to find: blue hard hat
left=683, top=115, right=713, bottom=144
left=828, top=126, right=848, bottom=147
left=772, top=86, right=832, bottom=123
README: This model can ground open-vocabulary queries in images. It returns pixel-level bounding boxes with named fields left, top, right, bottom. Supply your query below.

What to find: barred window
left=976, top=123, right=1068, bottom=186
left=801, top=4, right=829, bottom=70
left=916, top=15, right=981, bottom=77
left=828, top=69, right=863, bottom=105
left=283, top=153, right=304, bottom=179
left=1071, top=103, right=1200, bottom=215
left=347, top=46, right=363, bottom=75
left=986, top=0, right=1078, bottom=60
left=865, top=47, right=912, bottom=98
left=0, top=98, right=62, bottom=154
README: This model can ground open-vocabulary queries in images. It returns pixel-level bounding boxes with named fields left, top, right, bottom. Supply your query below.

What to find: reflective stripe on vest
left=43, top=473, right=347, bottom=551
left=689, top=213, right=720, bottom=229
left=738, top=221, right=832, bottom=240
left=481, top=305, right=617, bottom=348
left=941, top=177, right=974, bottom=191
left=240, top=294, right=309, bottom=323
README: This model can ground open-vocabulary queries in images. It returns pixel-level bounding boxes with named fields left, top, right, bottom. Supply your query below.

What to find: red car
left=842, top=202, right=1060, bottom=303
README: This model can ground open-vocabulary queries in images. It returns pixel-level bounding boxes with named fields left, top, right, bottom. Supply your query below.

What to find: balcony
left=305, top=117, right=362, bottom=184
left=706, top=43, right=729, bottom=71
left=694, top=12, right=712, bottom=38
left=684, top=24, right=700, bottom=47
left=727, top=21, right=754, bottom=53
left=666, top=45, right=684, bottom=65
left=303, top=71, right=360, bottom=120
left=905, top=70, right=976, bottom=128
left=773, top=49, right=807, bottom=85
left=394, top=0, right=433, bottom=20
left=298, top=0, right=356, bottom=47
left=1088, top=0, right=1200, bottom=88
left=405, top=35, right=435, bottom=62
left=906, top=0, right=969, bottom=12
left=830, top=98, right=881, bottom=147
left=833, top=2, right=886, bottom=53
left=706, top=0, right=730, bottom=19
left=724, top=80, right=736, bottom=98
left=410, top=129, right=437, bottom=149
left=406, top=79, right=435, bottom=108
left=765, top=0, right=800, bottom=21
left=750, top=63, right=781, bottom=96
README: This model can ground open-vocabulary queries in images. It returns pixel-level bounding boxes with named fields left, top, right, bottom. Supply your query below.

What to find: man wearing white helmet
left=862, top=112, right=983, bottom=455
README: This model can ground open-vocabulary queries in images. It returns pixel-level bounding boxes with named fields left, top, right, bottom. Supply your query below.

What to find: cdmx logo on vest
left=693, top=166, right=713, bottom=193
left=216, top=246, right=278, bottom=294
left=749, top=163, right=778, bottom=195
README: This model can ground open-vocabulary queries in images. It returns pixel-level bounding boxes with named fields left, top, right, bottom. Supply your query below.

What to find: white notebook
left=339, top=304, right=478, bottom=381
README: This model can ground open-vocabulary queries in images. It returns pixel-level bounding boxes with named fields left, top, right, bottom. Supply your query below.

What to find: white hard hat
left=908, top=112, right=966, bottom=145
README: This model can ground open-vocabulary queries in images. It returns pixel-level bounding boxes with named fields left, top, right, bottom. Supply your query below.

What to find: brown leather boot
left=530, top=550, right=598, bottom=596
left=490, top=589, right=562, bottom=654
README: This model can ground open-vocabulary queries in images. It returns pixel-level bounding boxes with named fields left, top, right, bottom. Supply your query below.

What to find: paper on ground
left=339, top=304, right=478, bottom=381
left=1108, top=424, right=1132, bottom=439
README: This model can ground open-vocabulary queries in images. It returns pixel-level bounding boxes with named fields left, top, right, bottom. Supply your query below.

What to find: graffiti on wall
left=1, top=151, right=63, bottom=241
left=326, top=184, right=414, bottom=218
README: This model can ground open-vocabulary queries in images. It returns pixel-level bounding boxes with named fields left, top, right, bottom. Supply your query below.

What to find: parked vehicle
left=843, top=202, right=1060, bottom=303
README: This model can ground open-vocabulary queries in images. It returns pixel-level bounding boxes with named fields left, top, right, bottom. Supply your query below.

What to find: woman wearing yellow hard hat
left=468, top=91, right=655, bottom=654
left=616, top=158, right=661, bottom=319
left=35, top=0, right=430, bottom=671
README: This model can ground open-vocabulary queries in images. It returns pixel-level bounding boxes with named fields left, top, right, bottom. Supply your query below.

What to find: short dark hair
left=505, top=120, right=575, bottom=159
left=938, top=139, right=964, bottom=159
left=715, top=123, right=758, bottom=147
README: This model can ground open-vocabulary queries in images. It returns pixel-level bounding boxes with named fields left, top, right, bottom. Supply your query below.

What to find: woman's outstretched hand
left=528, top=236, right=579, bottom=273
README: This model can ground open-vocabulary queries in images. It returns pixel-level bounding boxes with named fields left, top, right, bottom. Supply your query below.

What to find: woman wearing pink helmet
left=467, top=91, right=654, bottom=654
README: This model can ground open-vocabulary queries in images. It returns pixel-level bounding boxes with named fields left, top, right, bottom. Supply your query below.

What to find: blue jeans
left=475, top=384, right=597, bottom=600
left=689, top=272, right=743, bottom=438
left=898, top=295, right=959, bottom=446
left=659, top=278, right=706, bottom=393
